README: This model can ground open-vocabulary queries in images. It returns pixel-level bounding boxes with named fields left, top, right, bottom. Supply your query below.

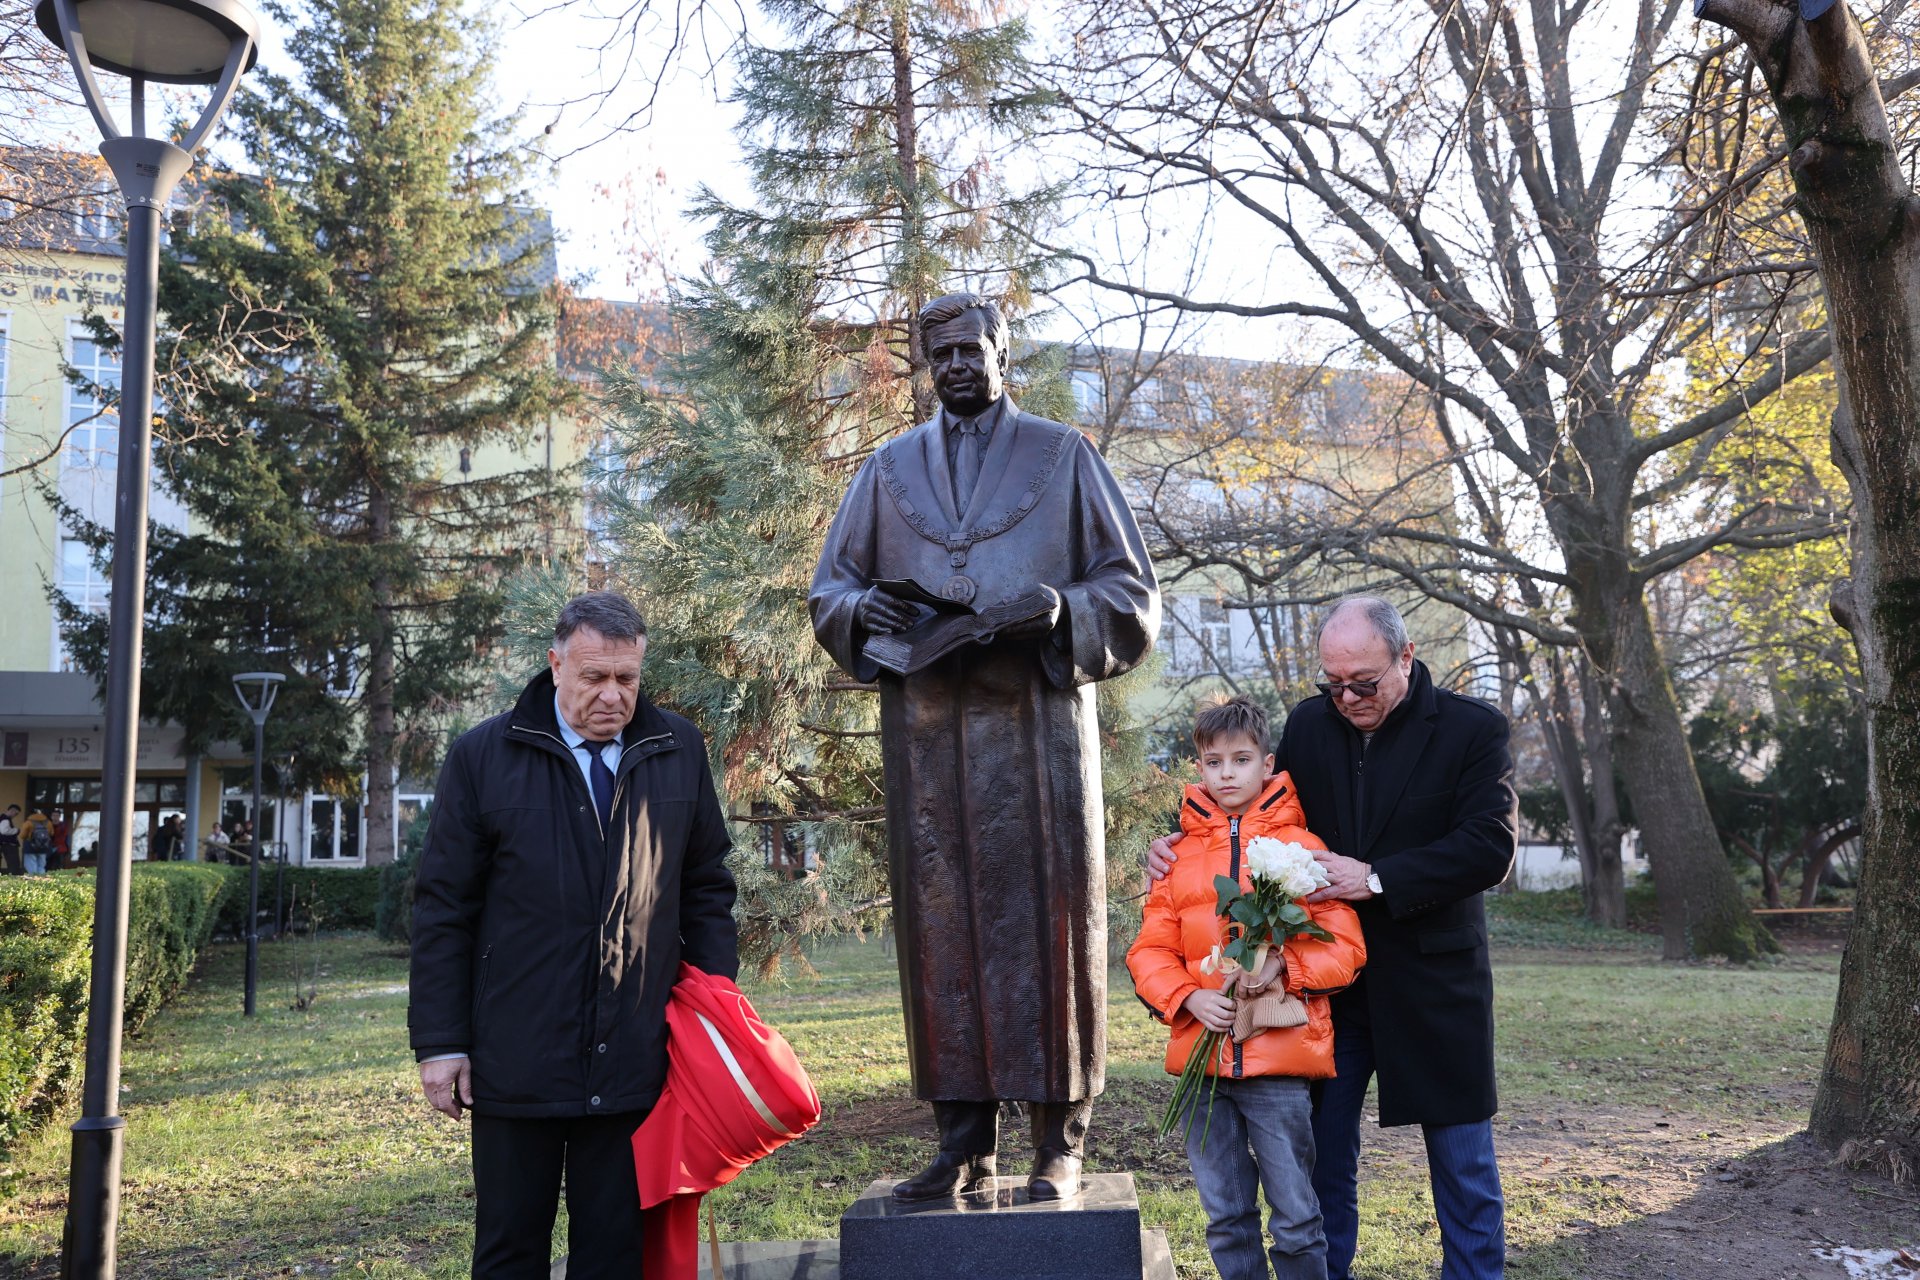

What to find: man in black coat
left=410, top=591, right=738, bottom=1279
left=1151, top=596, right=1516, bottom=1280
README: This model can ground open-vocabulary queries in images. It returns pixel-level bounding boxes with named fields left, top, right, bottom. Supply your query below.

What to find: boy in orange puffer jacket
left=1128, top=695, right=1366, bottom=1280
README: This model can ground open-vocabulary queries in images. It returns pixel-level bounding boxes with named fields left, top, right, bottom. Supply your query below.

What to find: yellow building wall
left=0, top=246, right=129, bottom=673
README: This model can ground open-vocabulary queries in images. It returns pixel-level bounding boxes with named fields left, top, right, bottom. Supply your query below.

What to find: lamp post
left=37, top=2, right=258, bottom=1276
left=273, top=750, right=294, bottom=936
left=231, top=672, right=283, bottom=1015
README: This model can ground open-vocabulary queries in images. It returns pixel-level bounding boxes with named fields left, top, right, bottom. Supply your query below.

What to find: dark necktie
left=584, top=740, right=616, bottom=831
left=952, top=416, right=985, bottom=511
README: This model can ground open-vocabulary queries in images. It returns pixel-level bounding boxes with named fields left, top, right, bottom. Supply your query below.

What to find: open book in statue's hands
left=861, top=580, right=1059, bottom=677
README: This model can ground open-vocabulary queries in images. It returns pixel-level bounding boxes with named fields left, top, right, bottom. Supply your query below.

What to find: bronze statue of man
left=810, top=293, right=1160, bottom=1201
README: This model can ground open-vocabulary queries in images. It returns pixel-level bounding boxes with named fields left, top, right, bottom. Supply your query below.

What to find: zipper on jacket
left=1228, top=813, right=1244, bottom=1078
left=472, top=944, right=493, bottom=1020
left=1355, top=737, right=1368, bottom=846
left=605, top=731, right=676, bottom=828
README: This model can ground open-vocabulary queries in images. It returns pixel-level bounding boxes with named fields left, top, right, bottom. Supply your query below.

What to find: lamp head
left=231, top=670, right=285, bottom=722
left=34, top=0, right=259, bottom=85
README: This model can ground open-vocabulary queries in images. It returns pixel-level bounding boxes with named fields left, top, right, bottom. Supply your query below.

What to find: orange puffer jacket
left=1127, top=772, right=1366, bottom=1081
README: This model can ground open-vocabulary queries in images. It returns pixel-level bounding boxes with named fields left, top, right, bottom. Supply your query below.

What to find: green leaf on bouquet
left=1228, top=899, right=1265, bottom=928
left=1214, top=875, right=1242, bottom=914
left=1278, top=901, right=1310, bottom=926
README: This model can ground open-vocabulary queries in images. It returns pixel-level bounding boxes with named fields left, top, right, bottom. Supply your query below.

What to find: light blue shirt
left=554, top=692, right=622, bottom=793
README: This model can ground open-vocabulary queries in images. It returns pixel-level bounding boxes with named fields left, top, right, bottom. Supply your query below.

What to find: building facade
left=0, top=151, right=583, bottom=869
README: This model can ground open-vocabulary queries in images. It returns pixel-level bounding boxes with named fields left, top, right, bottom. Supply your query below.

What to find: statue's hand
left=858, top=587, right=920, bottom=635
left=998, top=584, right=1062, bottom=640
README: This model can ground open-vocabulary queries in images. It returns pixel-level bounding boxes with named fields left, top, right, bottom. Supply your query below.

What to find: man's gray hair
left=554, top=591, right=647, bottom=648
left=1320, top=596, right=1410, bottom=655
left=919, top=292, right=1011, bottom=364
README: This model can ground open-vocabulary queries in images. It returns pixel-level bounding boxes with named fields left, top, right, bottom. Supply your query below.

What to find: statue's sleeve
left=1041, top=434, right=1161, bottom=689
left=809, top=456, right=884, bottom=682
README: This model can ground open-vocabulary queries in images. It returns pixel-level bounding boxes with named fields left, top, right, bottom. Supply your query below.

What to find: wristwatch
left=1365, top=870, right=1383, bottom=896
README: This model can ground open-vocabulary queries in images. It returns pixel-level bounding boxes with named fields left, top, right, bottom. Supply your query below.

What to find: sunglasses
left=1316, top=678, right=1381, bottom=699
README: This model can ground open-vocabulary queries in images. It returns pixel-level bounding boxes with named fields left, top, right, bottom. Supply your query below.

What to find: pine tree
left=598, top=0, right=1090, bottom=970
left=58, top=0, right=573, bottom=862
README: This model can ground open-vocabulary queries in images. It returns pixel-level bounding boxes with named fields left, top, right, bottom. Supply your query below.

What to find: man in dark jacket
left=1151, top=596, right=1516, bottom=1280
left=410, top=591, right=738, bottom=1279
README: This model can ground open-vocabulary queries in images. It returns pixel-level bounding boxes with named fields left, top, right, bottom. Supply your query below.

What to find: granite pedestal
left=839, top=1174, right=1171, bottom=1280
left=553, top=1173, right=1175, bottom=1280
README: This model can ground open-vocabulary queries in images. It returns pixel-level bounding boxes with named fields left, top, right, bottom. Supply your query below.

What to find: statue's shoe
left=892, top=1152, right=997, bottom=1201
left=1026, top=1151, right=1082, bottom=1201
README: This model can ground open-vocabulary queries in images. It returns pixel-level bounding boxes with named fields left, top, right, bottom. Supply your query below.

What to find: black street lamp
left=231, top=671, right=283, bottom=1015
left=38, top=1, right=259, bottom=1275
left=273, top=750, right=294, bottom=936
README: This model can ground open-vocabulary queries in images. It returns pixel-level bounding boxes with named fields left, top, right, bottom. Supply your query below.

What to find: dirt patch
left=819, top=1095, right=938, bottom=1144
left=1357, top=1102, right=1920, bottom=1279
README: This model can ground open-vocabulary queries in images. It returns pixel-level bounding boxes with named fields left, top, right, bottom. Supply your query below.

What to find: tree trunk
left=1592, top=591, right=1773, bottom=961
left=1699, top=0, right=1920, bottom=1169
left=889, top=0, right=933, bottom=424
left=1734, top=836, right=1785, bottom=910
left=364, top=488, right=398, bottom=867
left=1578, top=658, right=1628, bottom=929
left=1797, top=821, right=1860, bottom=909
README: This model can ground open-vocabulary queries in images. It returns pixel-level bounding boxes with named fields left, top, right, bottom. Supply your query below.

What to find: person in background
left=50, top=810, right=71, bottom=871
left=0, top=805, right=21, bottom=875
left=21, top=806, right=55, bottom=876
left=204, top=821, right=232, bottom=863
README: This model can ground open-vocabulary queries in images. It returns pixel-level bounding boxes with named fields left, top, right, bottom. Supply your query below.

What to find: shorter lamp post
left=231, top=672, right=283, bottom=1015
left=273, top=750, right=294, bottom=936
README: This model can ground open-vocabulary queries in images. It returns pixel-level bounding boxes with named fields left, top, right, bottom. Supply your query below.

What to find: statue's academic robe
left=810, top=400, right=1159, bottom=1103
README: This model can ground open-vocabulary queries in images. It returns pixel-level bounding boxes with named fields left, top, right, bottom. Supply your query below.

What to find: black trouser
left=0, top=841, right=19, bottom=875
left=470, top=1109, right=647, bottom=1280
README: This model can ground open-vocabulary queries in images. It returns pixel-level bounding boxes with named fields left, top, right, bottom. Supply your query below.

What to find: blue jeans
left=1310, top=1013, right=1505, bottom=1280
left=24, top=850, right=47, bottom=875
left=1180, top=1074, right=1327, bottom=1280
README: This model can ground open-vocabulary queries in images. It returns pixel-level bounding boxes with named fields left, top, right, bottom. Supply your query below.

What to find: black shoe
left=1026, top=1150, right=1081, bottom=1200
left=892, top=1151, right=997, bottom=1201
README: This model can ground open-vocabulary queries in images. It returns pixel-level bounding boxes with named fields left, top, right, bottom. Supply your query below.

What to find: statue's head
left=920, top=293, right=1011, bottom=418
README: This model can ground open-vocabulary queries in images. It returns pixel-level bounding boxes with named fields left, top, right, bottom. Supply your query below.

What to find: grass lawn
left=0, top=924, right=1876, bottom=1279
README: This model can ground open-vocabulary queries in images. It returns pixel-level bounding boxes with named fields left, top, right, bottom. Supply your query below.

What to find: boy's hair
left=1193, top=695, right=1270, bottom=753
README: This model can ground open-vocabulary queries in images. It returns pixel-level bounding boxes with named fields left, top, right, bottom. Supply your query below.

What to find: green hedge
left=209, top=864, right=383, bottom=936
left=0, top=863, right=233, bottom=1161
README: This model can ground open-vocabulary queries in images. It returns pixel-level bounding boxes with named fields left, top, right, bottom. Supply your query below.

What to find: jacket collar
left=1178, top=772, right=1306, bottom=839
left=508, top=667, right=674, bottom=750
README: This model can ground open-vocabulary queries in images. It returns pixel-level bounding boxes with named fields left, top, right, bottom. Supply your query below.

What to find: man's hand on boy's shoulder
left=1146, top=833, right=1181, bottom=881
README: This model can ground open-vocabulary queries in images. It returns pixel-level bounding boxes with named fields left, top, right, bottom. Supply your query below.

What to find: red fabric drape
left=633, top=964, right=821, bottom=1278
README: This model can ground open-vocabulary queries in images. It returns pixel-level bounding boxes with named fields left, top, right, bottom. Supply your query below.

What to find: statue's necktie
left=584, top=740, right=616, bottom=832
left=952, top=417, right=985, bottom=512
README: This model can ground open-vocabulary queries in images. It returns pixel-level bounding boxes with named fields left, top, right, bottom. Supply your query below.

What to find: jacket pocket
left=1416, top=924, right=1482, bottom=954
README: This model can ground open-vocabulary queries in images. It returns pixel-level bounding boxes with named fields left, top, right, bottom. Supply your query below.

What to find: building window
left=1162, top=596, right=1238, bottom=677
left=71, top=186, right=119, bottom=243
left=307, top=795, right=363, bottom=862
left=54, top=539, right=109, bottom=671
left=65, top=325, right=121, bottom=471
